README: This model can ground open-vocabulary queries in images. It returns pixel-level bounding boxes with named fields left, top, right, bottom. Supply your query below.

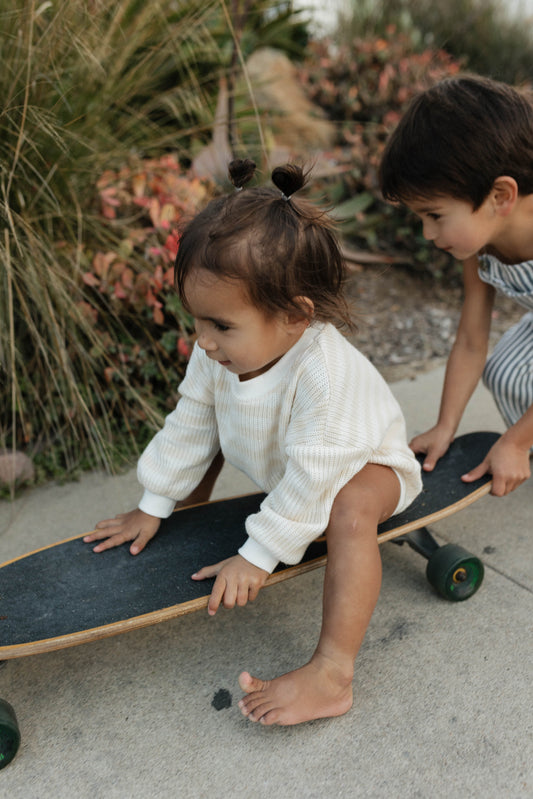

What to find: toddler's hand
left=192, top=554, right=269, bottom=616
left=84, top=508, right=161, bottom=555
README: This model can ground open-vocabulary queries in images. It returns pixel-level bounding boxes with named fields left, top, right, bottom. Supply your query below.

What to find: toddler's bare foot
left=238, top=653, right=353, bottom=726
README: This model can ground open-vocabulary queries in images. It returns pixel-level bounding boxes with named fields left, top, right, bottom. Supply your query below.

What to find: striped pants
left=483, top=311, right=533, bottom=427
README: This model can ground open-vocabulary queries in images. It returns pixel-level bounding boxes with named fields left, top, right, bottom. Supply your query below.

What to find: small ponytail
left=271, top=164, right=307, bottom=201
left=228, top=158, right=256, bottom=190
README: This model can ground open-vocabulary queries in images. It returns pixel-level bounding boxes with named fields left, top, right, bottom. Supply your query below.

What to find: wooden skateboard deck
left=0, top=431, right=499, bottom=660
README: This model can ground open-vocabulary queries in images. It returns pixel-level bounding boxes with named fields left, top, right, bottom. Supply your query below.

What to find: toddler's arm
left=84, top=508, right=161, bottom=555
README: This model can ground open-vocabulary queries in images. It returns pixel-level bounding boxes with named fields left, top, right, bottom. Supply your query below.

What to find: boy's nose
left=422, top=219, right=436, bottom=241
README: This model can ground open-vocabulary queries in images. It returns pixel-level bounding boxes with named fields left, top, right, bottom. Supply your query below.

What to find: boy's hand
left=84, top=508, right=161, bottom=555
left=409, top=426, right=455, bottom=472
left=192, top=555, right=269, bottom=616
left=462, top=437, right=531, bottom=496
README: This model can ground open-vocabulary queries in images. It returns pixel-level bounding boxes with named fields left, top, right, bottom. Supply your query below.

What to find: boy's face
left=184, top=269, right=307, bottom=381
left=408, top=195, right=500, bottom=261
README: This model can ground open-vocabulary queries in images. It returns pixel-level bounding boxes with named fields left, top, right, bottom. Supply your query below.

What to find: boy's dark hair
left=379, top=74, right=533, bottom=210
left=175, top=159, right=354, bottom=329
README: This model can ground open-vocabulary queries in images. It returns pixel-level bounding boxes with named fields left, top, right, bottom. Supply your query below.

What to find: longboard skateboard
left=0, top=431, right=498, bottom=665
left=0, top=431, right=499, bottom=766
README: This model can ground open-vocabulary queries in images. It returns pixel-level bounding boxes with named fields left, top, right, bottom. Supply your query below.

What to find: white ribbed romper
left=137, top=323, right=422, bottom=573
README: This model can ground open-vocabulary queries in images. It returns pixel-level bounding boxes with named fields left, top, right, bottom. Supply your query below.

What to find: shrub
left=300, top=30, right=465, bottom=281
left=0, top=0, right=316, bottom=489
left=82, top=153, right=215, bottom=411
left=335, top=0, right=533, bottom=85
left=0, top=0, right=220, bottom=482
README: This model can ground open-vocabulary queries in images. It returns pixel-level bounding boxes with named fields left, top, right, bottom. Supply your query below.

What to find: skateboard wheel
left=426, top=544, right=484, bottom=602
left=0, top=699, right=20, bottom=769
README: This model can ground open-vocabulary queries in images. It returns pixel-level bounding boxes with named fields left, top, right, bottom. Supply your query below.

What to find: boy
left=379, top=74, right=533, bottom=496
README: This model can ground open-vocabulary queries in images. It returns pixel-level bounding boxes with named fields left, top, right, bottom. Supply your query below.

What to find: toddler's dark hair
left=175, top=159, right=353, bottom=329
left=379, top=74, right=533, bottom=210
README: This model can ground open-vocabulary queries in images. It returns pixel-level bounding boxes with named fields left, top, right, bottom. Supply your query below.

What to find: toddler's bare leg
left=238, top=463, right=400, bottom=726
left=175, top=450, right=224, bottom=509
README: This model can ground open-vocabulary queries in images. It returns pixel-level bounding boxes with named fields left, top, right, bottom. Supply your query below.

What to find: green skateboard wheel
left=0, top=699, right=20, bottom=769
left=426, top=543, right=484, bottom=601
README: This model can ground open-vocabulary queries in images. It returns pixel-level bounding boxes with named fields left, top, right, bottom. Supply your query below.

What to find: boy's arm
left=410, top=256, right=495, bottom=469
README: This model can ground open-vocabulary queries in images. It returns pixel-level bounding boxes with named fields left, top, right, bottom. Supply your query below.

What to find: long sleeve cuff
left=238, top=537, right=279, bottom=574
left=138, top=489, right=176, bottom=519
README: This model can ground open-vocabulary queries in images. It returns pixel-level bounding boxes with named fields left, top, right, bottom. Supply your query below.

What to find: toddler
left=86, top=160, right=422, bottom=725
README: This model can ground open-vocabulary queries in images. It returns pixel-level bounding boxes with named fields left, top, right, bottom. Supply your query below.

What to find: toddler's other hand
left=84, top=508, right=161, bottom=555
left=192, top=554, right=268, bottom=616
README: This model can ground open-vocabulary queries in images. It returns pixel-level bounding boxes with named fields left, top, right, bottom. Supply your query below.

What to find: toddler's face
left=184, top=269, right=306, bottom=381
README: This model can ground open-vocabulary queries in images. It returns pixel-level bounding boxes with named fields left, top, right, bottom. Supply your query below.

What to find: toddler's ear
left=287, top=296, right=314, bottom=328
left=491, top=176, right=518, bottom=215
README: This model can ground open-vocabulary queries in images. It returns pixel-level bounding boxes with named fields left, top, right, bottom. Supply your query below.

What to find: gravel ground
left=344, top=262, right=524, bottom=382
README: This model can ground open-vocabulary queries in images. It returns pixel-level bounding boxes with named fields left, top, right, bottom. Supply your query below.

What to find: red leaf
left=114, top=281, right=128, bottom=300
left=177, top=337, right=191, bottom=358
left=164, top=232, right=180, bottom=257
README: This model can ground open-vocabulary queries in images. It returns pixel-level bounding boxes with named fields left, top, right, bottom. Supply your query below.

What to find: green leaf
left=330, top=192, right=374, bottom=219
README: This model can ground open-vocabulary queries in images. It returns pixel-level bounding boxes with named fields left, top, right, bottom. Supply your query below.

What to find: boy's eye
left=428, top=213, right=441, bottom=221
left=214, top=322, right=230, bottom=332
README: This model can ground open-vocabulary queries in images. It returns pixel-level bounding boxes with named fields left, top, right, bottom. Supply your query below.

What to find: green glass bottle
left=0, top=699, right=20, bottom=769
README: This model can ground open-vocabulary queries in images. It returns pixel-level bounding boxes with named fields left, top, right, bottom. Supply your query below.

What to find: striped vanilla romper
left=478, top=254, right=533, bottom=428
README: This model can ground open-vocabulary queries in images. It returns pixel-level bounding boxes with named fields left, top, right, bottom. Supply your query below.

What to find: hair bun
left=271, top=164, right=306, bottom=199
left=228, top=158, right=256, bottom=189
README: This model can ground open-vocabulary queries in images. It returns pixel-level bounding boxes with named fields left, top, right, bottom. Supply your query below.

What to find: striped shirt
left=478, top=254, right=533, bottom=429
left=478, top=255, right=533, bottom=310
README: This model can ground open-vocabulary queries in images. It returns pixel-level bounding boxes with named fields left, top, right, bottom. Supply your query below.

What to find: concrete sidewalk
left=0, top=365, right=531, bottom=798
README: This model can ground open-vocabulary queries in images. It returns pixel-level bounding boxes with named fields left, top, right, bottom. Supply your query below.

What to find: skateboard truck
left=393, top=527, right=485, bottom=601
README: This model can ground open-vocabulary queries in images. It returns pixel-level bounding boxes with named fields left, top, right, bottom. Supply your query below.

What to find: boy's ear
left=286, top=296, right=314, bottom=329
left=491, top=176, right=518, bottom=215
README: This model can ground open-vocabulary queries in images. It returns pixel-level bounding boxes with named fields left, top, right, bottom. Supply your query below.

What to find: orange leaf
left=121, top=267, right=134, bottom=288
left=76, top=301, right=98, bottom=324
left=153, top=306, right=165, bottom=325
left=145, top=288, right=162, bottom=308
left=82, top=272, right=100, bottom=287
left=92, top=251, right=116, bottom=278
left=153, top=265, right=164, bottom=291
left=132, top=172, right=147, bottom=198
left=149, top=198, right=161, bottom=227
